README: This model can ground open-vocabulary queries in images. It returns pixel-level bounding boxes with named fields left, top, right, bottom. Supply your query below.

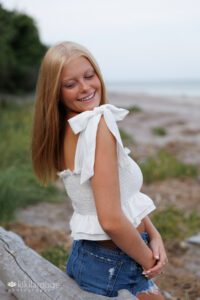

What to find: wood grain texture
left=0, top=227, right=137, bottom=300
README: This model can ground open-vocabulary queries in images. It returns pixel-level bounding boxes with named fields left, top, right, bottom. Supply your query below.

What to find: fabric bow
left=68, top=104, right=129, bottom=134
left=68, top=104, right=130, bottom=184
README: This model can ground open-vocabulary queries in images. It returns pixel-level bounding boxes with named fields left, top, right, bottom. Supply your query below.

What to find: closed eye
left=64, top=82, right=76, bottom=88
left=85, top=74, right=94, bottom=79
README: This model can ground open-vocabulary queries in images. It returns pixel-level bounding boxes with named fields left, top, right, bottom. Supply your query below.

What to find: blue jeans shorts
left=66, top=232, right=159, bottom=297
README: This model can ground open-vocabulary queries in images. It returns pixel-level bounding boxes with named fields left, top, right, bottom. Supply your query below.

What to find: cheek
left=61, top=88, right=77, bottom=102
left=94, top=77, right=102, bottom=92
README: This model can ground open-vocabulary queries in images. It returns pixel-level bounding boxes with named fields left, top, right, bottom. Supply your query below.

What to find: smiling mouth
left=78, top=91, right=95, bottom=102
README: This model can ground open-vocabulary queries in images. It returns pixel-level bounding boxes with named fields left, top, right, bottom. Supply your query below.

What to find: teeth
left=79, top=92, right=95, bottom=102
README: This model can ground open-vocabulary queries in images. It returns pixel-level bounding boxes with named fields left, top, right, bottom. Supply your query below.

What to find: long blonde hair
left=31, top=41, right=108, bottom=186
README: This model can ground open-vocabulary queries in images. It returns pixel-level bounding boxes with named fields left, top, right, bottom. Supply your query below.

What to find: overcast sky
left=1, top=0, right=200, bottom=81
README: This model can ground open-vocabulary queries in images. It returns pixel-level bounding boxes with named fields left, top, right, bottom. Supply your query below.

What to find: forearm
left=102, top=214, right=156, bottom=270
left=143, top=216, right=161, bottom=239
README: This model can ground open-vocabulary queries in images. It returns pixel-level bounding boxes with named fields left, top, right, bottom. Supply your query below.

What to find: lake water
left=106, top=80, right=200, bottom=97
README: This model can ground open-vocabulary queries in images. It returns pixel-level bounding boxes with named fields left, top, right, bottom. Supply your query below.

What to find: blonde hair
left=31, top=41, right=108, bottom=186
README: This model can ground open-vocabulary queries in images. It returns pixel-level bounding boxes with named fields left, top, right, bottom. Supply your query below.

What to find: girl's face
left=60, top=56, right=102, bottom=117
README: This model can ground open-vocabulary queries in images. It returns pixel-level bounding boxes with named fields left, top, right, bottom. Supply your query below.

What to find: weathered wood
left=0, top=280, right=17, bottom=300
left=0, top=227, right=137, bottom=300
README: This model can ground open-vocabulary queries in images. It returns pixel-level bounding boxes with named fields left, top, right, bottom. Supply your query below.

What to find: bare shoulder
left=91, top=114, right=118, bottom=189
left=95, top=115, right=116, bottom=150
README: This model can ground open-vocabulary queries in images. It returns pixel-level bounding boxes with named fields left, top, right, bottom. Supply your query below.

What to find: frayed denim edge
left=136, top=283, right=160, bottom=297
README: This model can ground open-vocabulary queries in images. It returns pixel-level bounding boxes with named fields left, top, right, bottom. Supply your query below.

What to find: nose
left=79, top=79, right=90, bottom=93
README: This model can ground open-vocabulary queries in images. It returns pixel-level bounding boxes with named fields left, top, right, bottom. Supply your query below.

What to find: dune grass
left=0, top=100, right=63, bottom=222
left=40, top=245, right=68, bottom=271
left=139, top=149, right=198, bottom=183
left=152, top=126, right=167, bottom=136
left=152, top=205, right=200, bottom=241
left=127, top=105, right=142, bottom=113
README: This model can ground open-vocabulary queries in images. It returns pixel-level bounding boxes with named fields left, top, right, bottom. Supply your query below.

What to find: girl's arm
left=143, top=216, right=168, bottom=278
left=91, top=116, right=156, bottom=270
left=143, top=216, right=161, bottom=240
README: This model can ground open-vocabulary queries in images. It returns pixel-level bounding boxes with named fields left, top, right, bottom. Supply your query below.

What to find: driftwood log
left=0, top=227, right=137, bottom=300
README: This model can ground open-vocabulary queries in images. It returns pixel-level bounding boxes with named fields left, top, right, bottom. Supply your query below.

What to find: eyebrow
left=62, top=67, right=95, bottom=82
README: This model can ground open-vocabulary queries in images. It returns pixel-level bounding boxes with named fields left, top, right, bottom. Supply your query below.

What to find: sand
left=109, top=92, right=200, bottom=165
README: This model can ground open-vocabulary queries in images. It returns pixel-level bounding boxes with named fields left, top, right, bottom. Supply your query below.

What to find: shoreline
left=108, top=92, right=200, bottom=119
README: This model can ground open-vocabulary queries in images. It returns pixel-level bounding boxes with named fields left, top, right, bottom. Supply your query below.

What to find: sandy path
left=109, top=92, right=200, bottom=165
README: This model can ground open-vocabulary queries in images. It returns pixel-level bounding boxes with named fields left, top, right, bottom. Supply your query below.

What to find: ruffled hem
left=69, top=192, right=156, bottom=240
left=72, top=232, right=111, bottom=241
left=70, top=212, right=111, bottom=240
left=70, top=212, right=106, bottom=234
left=57, top=169, right=79, bottom=178
left=122, top=192, right=156, bottom=227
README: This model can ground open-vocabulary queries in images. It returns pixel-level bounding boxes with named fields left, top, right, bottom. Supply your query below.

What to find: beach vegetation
left=152, top=126, right=167, bottom=136
left=140, top=149, right=198, bottom=183
left=152, top=205, right=200, bottom=241
left=40, top=245, right=68, bottom=271
left=127, top=105, right=142, bottom=113
left=0, top=100, right=63, bottom=222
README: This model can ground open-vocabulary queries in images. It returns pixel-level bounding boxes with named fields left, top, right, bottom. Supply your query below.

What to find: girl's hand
left=143, top=235, right=168, bottom=279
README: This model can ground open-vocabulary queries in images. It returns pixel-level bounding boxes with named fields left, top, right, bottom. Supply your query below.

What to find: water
left=106, top=80, right=200, bottom=97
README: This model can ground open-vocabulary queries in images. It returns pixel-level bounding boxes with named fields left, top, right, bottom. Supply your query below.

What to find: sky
left=1, top=0, right=200, bottom=81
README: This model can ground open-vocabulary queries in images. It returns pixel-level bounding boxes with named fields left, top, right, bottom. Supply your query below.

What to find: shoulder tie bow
left=68, top=104, right=130, bottom=184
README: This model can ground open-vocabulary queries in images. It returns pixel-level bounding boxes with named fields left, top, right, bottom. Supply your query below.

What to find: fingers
left=144, top=270, right=164, bottom=280
left=150, top=243, right=160, bottom=261
left=150, top=243, right=164, bottom=264
left=142, top=257, right=168, bottom=279
left=153, top=250, right=160, bottom=261
left=144, top=258, right=167, bottom=273
left=144, top=235, right=168, bottom=279
left=143, top=267, right=164, bottom=279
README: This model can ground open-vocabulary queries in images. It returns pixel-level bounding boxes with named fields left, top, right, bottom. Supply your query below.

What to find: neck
left=66, top=110, right=79, bottom=120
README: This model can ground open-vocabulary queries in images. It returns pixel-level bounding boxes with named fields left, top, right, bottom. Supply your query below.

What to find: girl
left=32, top=41, right=168, bottom=299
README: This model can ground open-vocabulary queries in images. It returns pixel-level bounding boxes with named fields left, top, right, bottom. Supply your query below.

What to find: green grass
left=127, top=105, right=142, bottom=113
left=140, top=149, right=198, bottom=183
left=152, top=126, right=167, bottom=136
left=40, top=245, right=68, bottom=271
left=0, top=100, right=63, bottom=222
left=152, top=205, right=200, bottom=241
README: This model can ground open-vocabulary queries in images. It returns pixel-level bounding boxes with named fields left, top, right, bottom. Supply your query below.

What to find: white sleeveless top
left=57, top=104, right=156, bottom=240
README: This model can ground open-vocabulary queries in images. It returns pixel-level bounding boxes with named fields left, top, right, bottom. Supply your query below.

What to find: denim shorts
left=66, top=232, right=159, bottom=297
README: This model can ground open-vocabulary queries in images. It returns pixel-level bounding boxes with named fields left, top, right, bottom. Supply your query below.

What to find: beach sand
left=109, top=92, right=200, bottom=165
